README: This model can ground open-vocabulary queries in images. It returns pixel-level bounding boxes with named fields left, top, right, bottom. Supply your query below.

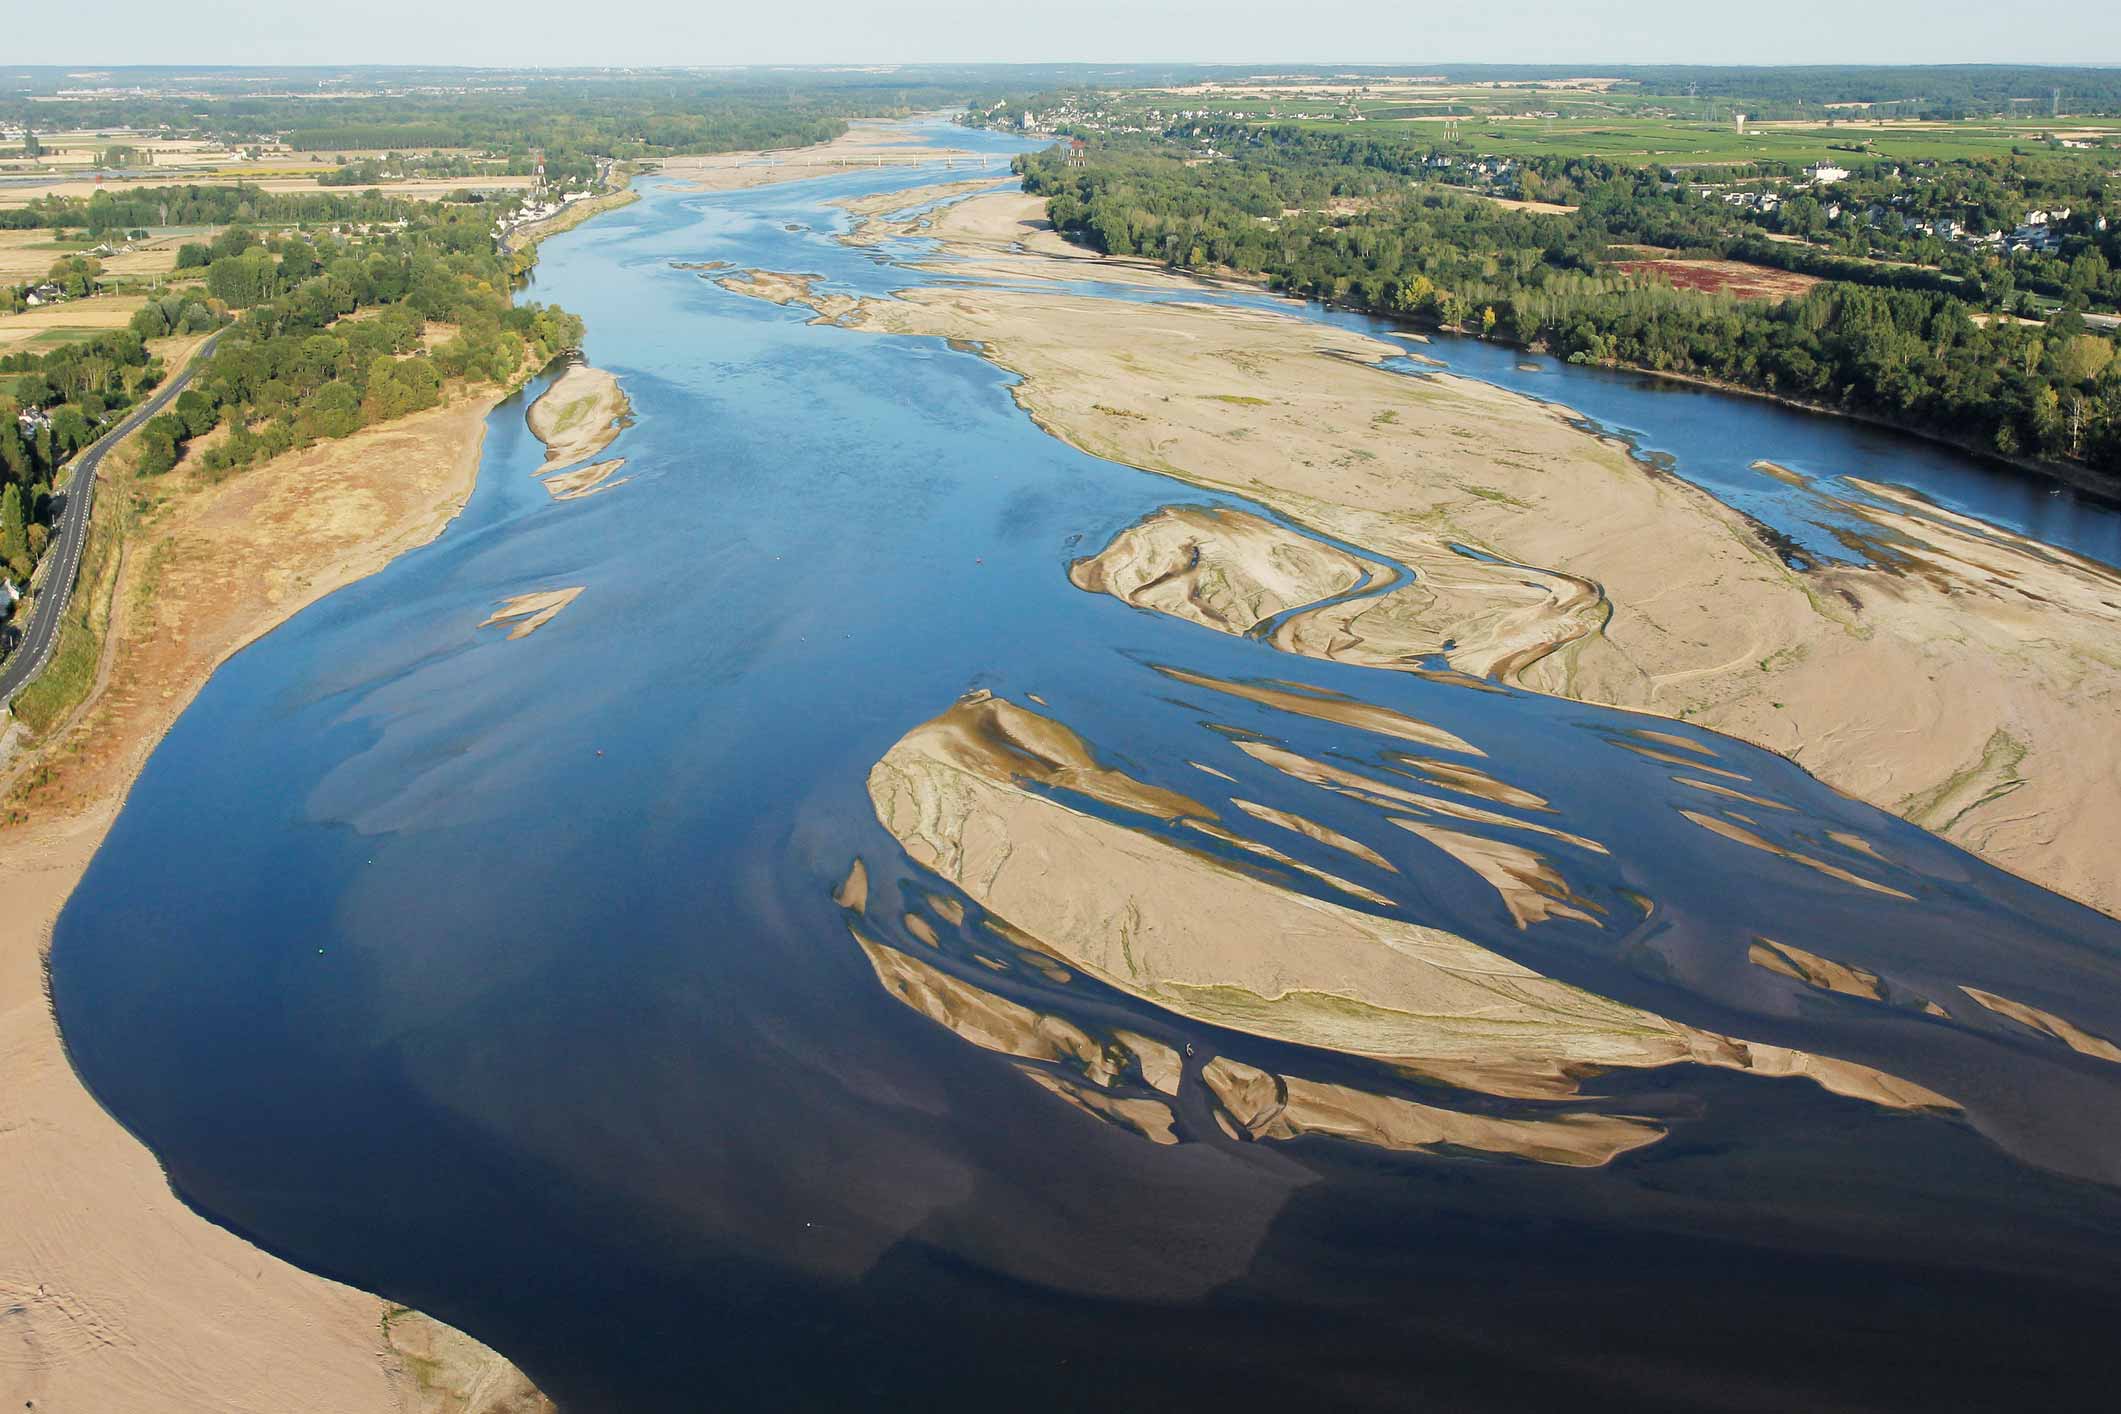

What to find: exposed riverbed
left=49, top=119, right=2121, bottom=1410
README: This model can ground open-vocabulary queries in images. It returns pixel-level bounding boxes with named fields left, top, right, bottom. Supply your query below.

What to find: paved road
left=0, top=332, right=220, bottom=709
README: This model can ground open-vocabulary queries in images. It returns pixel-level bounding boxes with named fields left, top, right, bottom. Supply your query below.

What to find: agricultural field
left=1282, top=113, right=2121, bottom=167
left=0, top=292, right=150, bottom=350
left=1612, top=256, right=1822, bottom=300
left=0, top=228, right=201, bottom=282
left=0, top=170, right=533, bottom=209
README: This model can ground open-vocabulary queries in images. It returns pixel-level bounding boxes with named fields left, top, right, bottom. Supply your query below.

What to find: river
left=49, top=119, right=2121, bottom=1409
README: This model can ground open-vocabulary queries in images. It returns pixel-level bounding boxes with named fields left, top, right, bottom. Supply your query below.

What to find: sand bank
left=0, top=378, right=553, bottom=1412
left=772, top=193, right=2121, bottom=915
left=540, top=457, right=628, bottom=501
left=827, top=178, right=1011, bottom=246
left=715, top=269, right=865, bottom=324
left=526, top=362, right=628, bottom=472
left=479, top=587, right=583, bottom=640
left=658, top=121, right=990, bottom=195
left=1202, top=1056, right=1662, bottom=1167
left=865, top=690, right=1954, bottom=1117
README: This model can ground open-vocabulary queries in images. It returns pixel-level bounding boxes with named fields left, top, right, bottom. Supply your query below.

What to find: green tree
left=1, top=483, right=27, bottom=575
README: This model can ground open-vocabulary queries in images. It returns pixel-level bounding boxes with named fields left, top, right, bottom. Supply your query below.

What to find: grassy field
left=0, top=228, right=201, bottom=283
left=0, top=295, right=150, bottom=351
left=0, top=172, right=532, bottom=210
left=1137, top=83, right=2121, bottom=168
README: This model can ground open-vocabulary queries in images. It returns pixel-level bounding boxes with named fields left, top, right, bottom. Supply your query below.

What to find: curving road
left=0, top=331, right=220, bottom=709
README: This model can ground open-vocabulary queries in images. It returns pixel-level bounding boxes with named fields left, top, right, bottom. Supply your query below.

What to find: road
left=0, top=332, right=219, bottom=709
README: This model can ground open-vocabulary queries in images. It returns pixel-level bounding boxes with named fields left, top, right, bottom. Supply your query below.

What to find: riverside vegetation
left=1, top=201, right=581, bottom=595
left=1009, top=117, right=2121, bottom=481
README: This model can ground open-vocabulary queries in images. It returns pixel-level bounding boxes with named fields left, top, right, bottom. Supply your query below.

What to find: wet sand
left=0, top=380, right=553, bottom=1412
left=725, top=197, right=2121, bottom=914
left=540, top=457, right=628, bottom=501
left=479, top=587, right=584, bottom=640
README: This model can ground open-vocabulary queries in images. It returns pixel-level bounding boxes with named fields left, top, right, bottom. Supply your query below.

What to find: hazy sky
left=15, top=0, right=2119, bottom=68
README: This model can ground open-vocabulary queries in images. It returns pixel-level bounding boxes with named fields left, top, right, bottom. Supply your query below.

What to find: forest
left=0, top=184, right=484, bottom=236
left=1019, top=140, right=2121, bottom=477
left=1, top=200, right=581, bottom=587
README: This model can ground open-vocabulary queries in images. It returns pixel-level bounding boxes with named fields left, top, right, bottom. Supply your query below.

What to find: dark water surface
left=51, top=121, right=2121, bottom=1410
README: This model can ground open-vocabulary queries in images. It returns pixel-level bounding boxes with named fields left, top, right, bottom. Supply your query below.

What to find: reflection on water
left=48, top=118, right=2121, bottom=1409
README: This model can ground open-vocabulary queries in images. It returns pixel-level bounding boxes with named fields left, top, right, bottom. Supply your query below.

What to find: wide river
left=52, top=120, right=2121, bottom=1409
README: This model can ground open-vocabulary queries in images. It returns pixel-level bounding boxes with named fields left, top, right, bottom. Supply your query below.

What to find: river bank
left=0, top=372, right=560, bottom=1414
left=0, top=117, right=940, bottom=1411
left=658, top=117, right=993, bottom=194
left=993, top=185, right=2118, bottom=505
left=735, top=184, right=2121, bottom=917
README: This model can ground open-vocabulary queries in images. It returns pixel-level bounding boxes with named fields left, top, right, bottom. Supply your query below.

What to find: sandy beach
left=725, top=186, right=2121, bottom=916
left=0, top=371, right=554, bottom=1412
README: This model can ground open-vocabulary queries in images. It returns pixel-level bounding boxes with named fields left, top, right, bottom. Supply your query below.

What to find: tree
left=137, top=413, right=185, bottom=475
left=0, top=483, right=27, bottom=576
left=2057, top=333, right=2114, bottom=387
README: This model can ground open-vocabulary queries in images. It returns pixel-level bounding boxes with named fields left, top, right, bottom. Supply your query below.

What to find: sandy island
left=0, top=353, right=555, bottom=1411
left=526, top=362, right=629, bottom=472
left=857, top=692, right=1954, bottom=1135
left=657, top=119, right=997, bottom=194
left=724, top=183, right=2121, bottom=916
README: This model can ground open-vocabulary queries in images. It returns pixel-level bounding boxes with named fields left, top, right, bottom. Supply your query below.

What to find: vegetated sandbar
left=745, top=187, right=2121, bottom=917
left=0, top=363, right=553, bottom=1411
left=526, top=362, right=629, bottom=472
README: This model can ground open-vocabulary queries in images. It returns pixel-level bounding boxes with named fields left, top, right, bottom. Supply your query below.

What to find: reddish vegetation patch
left=1614, top=258, right=1821, bottom=302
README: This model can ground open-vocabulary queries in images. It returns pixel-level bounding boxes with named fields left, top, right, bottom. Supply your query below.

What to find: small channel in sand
left=47, top=118, right=2121, bottom=1410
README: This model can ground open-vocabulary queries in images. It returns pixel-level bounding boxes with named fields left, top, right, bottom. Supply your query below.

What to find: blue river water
left=48, top=120, right=2121, bottom=1409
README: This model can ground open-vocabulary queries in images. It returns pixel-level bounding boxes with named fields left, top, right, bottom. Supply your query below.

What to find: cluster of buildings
left=20, top=282, right=67, bottom=307
left=489, top=158, right=613, bottom=246
left=1695, top=159, right=2108, bottom=258
left=1837, top=201, right=2086, bottom=254
left=1425, top=152, right=1518, bottom=178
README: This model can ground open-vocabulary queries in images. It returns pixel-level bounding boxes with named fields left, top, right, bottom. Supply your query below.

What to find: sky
left=15, top=0, right=2121, bottom=69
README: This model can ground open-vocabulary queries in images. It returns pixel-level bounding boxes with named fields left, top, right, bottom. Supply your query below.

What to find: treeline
left=1101, top=120, right=2121, bottom=313
left=1020, top=144, right=2121, bottom=478
left=1622, top=66, right=2121, bottom=119
left=319, top=151, right=490, bottom=186
left=0, top=184, right=458, bottom=237
left=3, top=196, right=581, bottom=588
left=132, top=207, right=581, bottom=477
left=2, top=324, right=169, bottom=583
left=279, top=98, right=856, bottom=191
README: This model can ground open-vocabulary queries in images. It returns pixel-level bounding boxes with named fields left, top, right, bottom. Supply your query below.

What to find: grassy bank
left=7, top=440, right=139, bottom=747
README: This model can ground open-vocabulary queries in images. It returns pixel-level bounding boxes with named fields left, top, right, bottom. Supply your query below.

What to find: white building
left=1805, top=163, right=1851, bottom=184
